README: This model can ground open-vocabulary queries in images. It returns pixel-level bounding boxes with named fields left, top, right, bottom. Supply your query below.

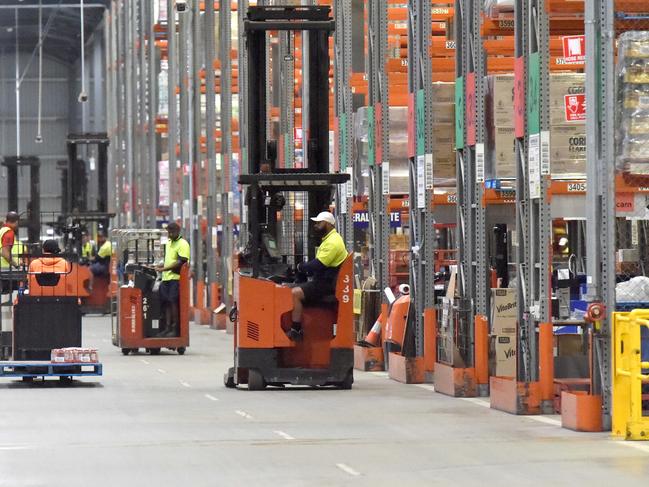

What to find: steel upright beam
left=407, top=0, right=434, bottom=357
left=220, top=0, right=233, bottom=309
left=366, top=0, right=390, bottom=295
left=238, top=0, right=249, bottom=247
left=333, top=0, right=354, bottom=252
left=167, top=0, right=178, bottom=221
left=192, top=1, right=204, bottom=286
left=178, top=2, right=194, bottom=247
left=205, top=0, right=218, bottom=287
left=147, top=0, right=157, bottom=228
left=585, top=0, right=615, bottom=430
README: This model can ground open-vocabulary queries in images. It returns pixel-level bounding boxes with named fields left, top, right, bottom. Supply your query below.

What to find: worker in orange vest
left=29, top=240, right=71, bottom=275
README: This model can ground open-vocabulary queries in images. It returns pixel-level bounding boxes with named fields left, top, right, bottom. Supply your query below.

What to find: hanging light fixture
left=78, top=0, right=88, bottom=103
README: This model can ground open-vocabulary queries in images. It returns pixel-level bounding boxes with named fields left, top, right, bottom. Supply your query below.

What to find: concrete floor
left=0, top=316, right=648, bottom=486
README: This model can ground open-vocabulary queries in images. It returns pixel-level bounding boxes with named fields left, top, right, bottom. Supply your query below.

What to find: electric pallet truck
left=224, top=5, right=354, bottom=390
left=111, top=230, right=189, bottom=355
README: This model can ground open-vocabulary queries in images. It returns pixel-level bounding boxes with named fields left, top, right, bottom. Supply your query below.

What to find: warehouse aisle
left=0, top=316, right=647, bottom=487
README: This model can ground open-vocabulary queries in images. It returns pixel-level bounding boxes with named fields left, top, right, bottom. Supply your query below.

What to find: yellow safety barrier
left=613, top=310, right=649, bottom=440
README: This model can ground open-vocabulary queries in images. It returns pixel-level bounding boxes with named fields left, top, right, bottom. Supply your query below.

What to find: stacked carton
left=490, top=288, right=517, bottom=377
left=487, top=73, right=587, bottom=178
left=432, top=82, right=457, bottom=181
left=617, top=32, right=649, bottom=174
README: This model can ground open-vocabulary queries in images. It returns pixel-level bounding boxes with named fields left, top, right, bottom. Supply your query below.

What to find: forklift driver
left=288, top=211, right=348, bottom=341
left=90, top=231, right=111, bottom=277
left=155, top=223, right=190, bottom=338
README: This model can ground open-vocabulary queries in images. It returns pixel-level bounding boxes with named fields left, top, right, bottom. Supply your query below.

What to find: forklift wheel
left=177, top=347, right=186, bottom=355
left=224, top=369, right=236, bottom=388
left=147, top=348, right=161, bottom=356
left=338, top=371, right=353, bottom=390
left=247, top=369, right=266, bottom=391
left=121, top=348, right=131, bottom=356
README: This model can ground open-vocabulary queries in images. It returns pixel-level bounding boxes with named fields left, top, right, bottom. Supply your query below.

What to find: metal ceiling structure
left=0, top=1, right=109, bottom=65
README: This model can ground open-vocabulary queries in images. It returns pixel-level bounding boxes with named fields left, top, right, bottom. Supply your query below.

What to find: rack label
left=382, top=161, right=390, bottom=195
left=540, top=131, right=551, bottom=175
left=528, top=134, right=541, bottom=199
left=476, top=143, right=485, bottom=183
left=417, top=155, right=426, bottom=208
left=346, top=167, right=353, bottom=198
left=425, top=153, right=434, bottom=189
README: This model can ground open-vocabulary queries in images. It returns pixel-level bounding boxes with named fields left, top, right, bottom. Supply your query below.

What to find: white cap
left=310, top=211, right=336, bottom=226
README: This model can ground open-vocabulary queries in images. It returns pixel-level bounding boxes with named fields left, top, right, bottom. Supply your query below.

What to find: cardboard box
left=489, top=74, right=515, bottom=127
left=552, top=159, right=586, bottom=177
left=432, top=103, right=456, bottom=124
left=495, top=332, right=517, bottom=377
left=491, top=288, right=517, bottom=377
left=389, top=234, right=409, bottom=251
left=432, top=82, right=455, bottom=104
left=491, top=126, right=516, bottom=178
left=491, top=288, right=517, bottom=319
left=555, top=334, right=584, bottom=357
left=550, top=124, right=586, bottom=162
left=550, top=73, right=585, bottom=125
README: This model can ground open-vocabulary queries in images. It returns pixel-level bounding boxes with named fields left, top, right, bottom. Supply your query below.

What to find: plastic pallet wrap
left=617, top=31, right=649, bottom=174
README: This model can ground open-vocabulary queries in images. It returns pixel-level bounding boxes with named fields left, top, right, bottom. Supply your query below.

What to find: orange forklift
left=224, top=5, right=353, bottom=390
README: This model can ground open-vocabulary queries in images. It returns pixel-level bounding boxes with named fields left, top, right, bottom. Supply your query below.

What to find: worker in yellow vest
left=155, top=222, right=190, bottom=337
left=81, top=232, right=95, bottom=262
left=0, top=212, right=20, bottom=271
left=90, top=231, right=112, bottom=277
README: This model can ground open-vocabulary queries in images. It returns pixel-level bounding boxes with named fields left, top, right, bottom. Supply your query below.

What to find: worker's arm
left=157, top=256, right=188, bottom=274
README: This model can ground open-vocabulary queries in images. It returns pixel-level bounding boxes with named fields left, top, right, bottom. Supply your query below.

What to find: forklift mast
left=244, top=6, right=338, bottom=274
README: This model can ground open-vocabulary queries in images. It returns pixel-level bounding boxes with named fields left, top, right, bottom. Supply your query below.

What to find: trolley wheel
left=338, top=370, right=353, bottom=390
left=59, top=376, right=73, bottom=385
left=177, top=347, right=186, bottom=355
left=148, top=348, right=161, bottom=356
left=21, top=376, right=34, bottom=383
left=224, top=368, right=236, bottom=388
left=247, top=369, right=266, bottom=391
left=121, top=348, right=131, bottom=356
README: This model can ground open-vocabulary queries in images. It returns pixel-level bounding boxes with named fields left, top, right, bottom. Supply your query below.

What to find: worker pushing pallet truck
left=224, top=5, right=354, bottom=390
left=0, top=231, right=102, bottom=384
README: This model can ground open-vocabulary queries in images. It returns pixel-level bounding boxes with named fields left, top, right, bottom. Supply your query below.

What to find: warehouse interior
left=2, top=0, right=649, bottom=485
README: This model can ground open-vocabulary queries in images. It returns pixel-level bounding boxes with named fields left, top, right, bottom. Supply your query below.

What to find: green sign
left=340, top=113, right=348, bottom=171
left=527, top=52, right=540, bottom=135
left=416, top=89, right=426, bottom=156
left=455, top=77, right=465, bottom=150
left=367, top=106, right=376, bottom=167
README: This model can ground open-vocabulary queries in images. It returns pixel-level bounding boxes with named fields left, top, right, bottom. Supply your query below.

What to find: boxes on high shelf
left=549, top=73, right=585, bottom=126
left=490, top=289, right=517, bottom=378
left=550, top=125, right=586, bottom=176
left=489, top=126, right=516, bottom=178
left=432, top=82, right=455, bottom=104
left=488, top=74, right=515, bottom=128
left=432, top=123, right=456, bottom=179
left=389, top=234, right=409, bottom=251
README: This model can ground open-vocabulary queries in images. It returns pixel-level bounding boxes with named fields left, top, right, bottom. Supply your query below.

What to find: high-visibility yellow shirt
left=315, top=229, right=347, bottom=268
left=82, top=241, right=94, bottom=259
left=97, top=240, right=112, bottom=260
left=0, top=226, right=14, bottom=269
left=162, top=237, right=190, bottom=282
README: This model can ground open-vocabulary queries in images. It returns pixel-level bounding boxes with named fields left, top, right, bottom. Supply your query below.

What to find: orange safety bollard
left=539, top=322, right=554, bottom=403
left=474, top=314, right=489, bottom=386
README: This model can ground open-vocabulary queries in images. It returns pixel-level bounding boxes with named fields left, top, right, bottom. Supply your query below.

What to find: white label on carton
left=476, top=144, right=485, bottom=183
left=417, top=155, right=426, bottom=209
left=540, top=131, right=551, bottom=175
left=212, top=227, right=218, bottom=249
left=425, top=153, right=434, bottom=189
left=382, top=161, right=390, bottom=195
left=528, top=134, right=541, bottom=199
